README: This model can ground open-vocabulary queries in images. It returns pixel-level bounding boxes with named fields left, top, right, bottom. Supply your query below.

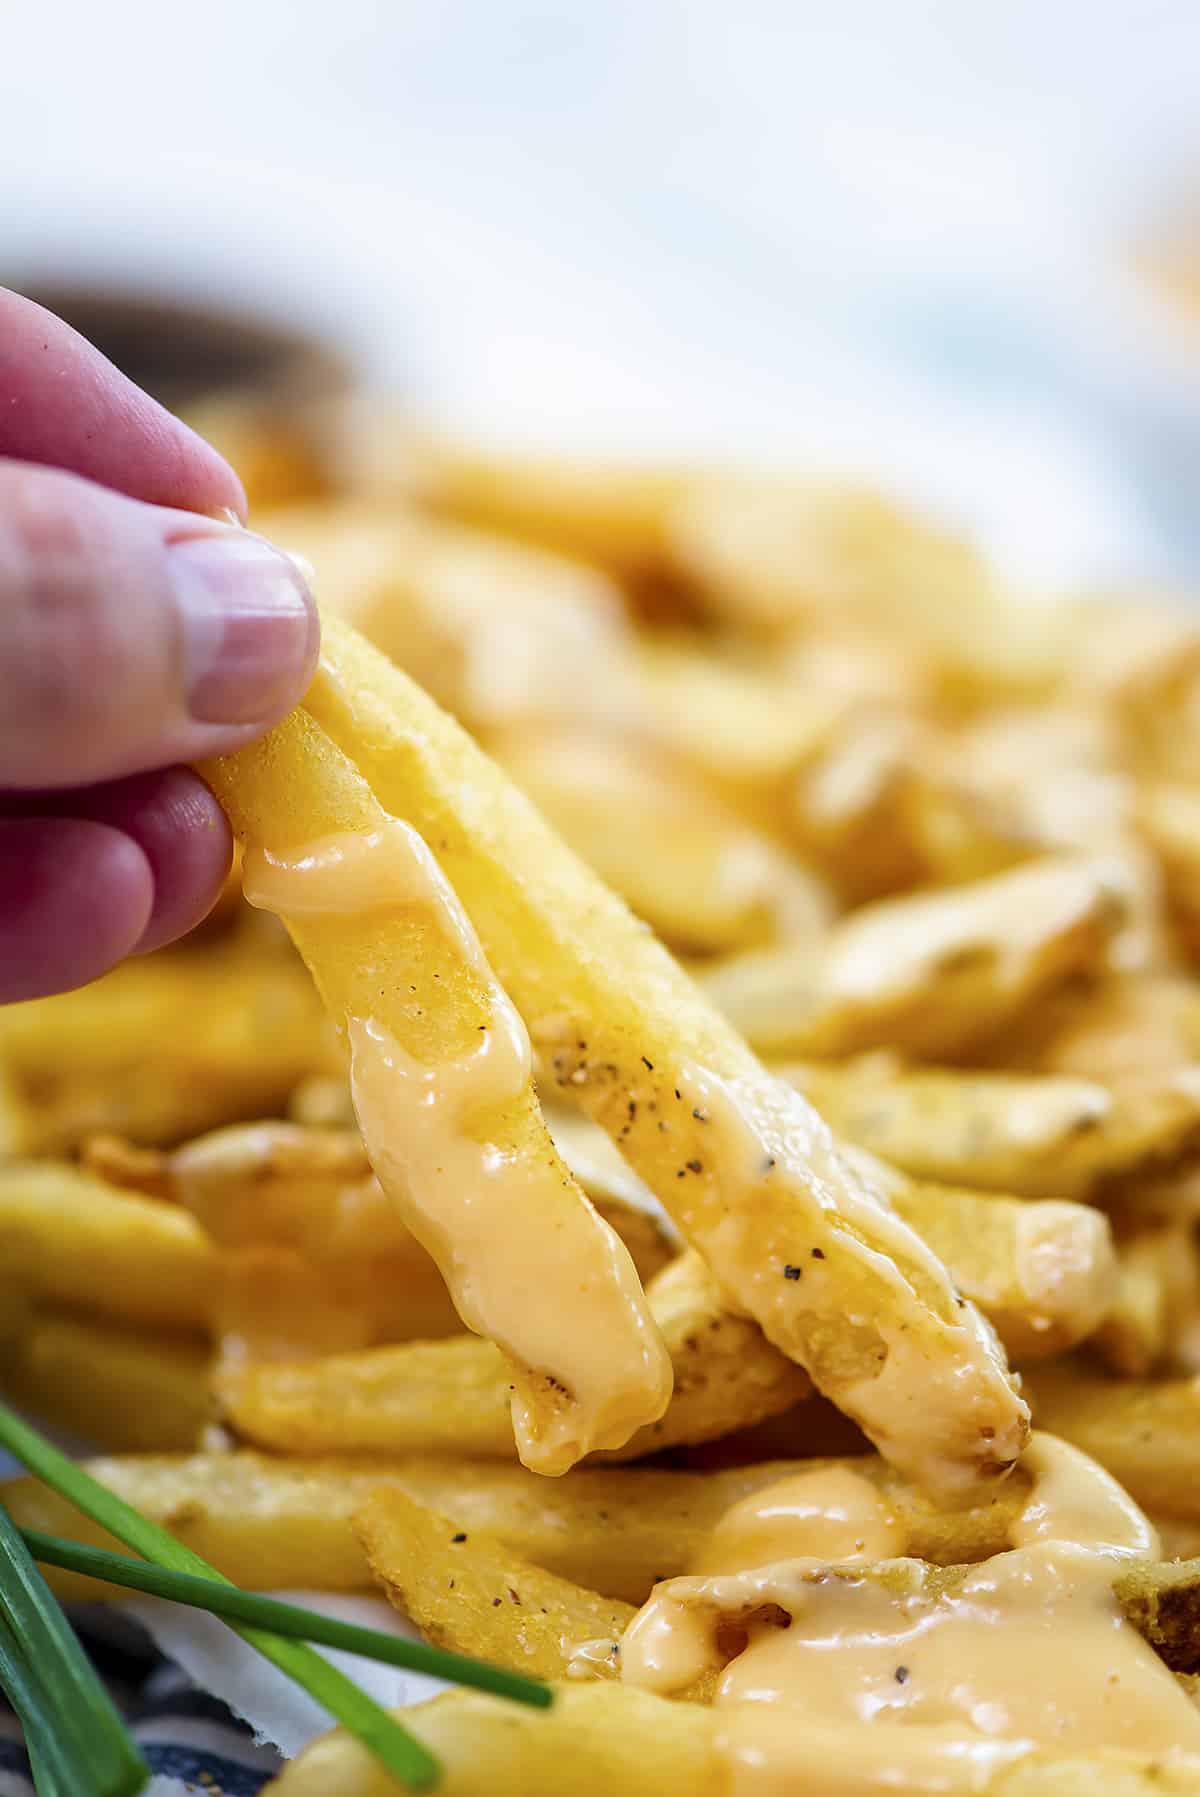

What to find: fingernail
left=170, top=531, right=318, bottom=724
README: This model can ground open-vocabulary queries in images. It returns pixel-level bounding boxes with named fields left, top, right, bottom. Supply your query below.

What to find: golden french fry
left=0, top=941, right=336, bottom=1153
left=176, top=1114, right=675, bottom=1364
left=1012, top=975, right=1200, bottom=1085
left=891, top=1182, right=1117, bottom=1362
left=788, top=710, right=1036, bottom=905
left=218, top=1249, right=811, bottom=1465
left=786, top=1054, right=1200, bottom=1199
left=264, top=1687, right=1200, bottom=1797
left=355, top=1490, right=636, bottom=1679
left=702, top=857, right=1124, bottom=1060
left=395, top=439, right=696, bottom=601
left=267, top=1685, right=722, bottom=1797
left=287, top=1073, right=357, bottom=1129
left=599, top=1249, right=813, bottom=1461
left=1093, top=1222, right=1200, bottom=1378
left=493, top=727, right=831, bottom=955
left=1139, top=783, right=1200, bottom=957
left=0, top=1161, right=216, bottom=1330
left=629, top=641, right=845, bottom=797
left=0, top=1445, right=1032, bottom=1611
left=261, top=500, right=639, bottom=734
left=665, top=475, right=983, bottom=635
left=171, top=1122, right=464, bottom=1353
left=78, top=1135, right=173, bottom=1198
left=1026, top=1362, right=1200, bottom=1519
left=0, top=1311, right=210, bottom=1453
left=202, top=702, right=672, bottom=1475
left=301, top=616, right=1028, bottom=1498
left=0, top=1451, right=389, bottom=1599
left=218, top=1337, right=515, bottom=1458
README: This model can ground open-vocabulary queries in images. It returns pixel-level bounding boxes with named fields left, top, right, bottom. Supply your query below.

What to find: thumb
left=0, top=459, right=318, bottom=791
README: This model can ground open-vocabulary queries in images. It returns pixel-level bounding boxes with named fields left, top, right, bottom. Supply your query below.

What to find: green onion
left=21, top=1528, right=552, bottom=1710
left=0, top=1401, right=439, bottom=1791
left=0, top=1502, right=147, bottom=1796
left=0, top=1609, right=93, bottom=1797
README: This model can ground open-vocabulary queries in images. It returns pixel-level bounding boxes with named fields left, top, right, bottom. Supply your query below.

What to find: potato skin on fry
left=355, top=1490, right=635, bottom=1679
left=304, top=616, right=1029, bottom=1499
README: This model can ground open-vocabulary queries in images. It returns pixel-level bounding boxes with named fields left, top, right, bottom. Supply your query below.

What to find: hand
left=0, top=288, right=319, bottom=1003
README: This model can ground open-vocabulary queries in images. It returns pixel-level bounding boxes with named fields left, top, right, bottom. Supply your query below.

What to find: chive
left=0, top=1610, right=93, bottom=1797
left=0, top=1502, right=148, bottom=1796
left=23, top=1529, right=552, bottom=1710
left=0, top=1402, right=439, bottom=1791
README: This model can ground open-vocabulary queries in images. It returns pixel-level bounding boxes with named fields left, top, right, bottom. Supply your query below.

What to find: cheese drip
left=243, top=820, right=671, bottom=1472
left=614, top=1436, right=1200, bottom=1794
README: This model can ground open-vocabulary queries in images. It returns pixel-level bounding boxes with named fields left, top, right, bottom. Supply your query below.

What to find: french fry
left=218, top=1337, right=516, bottom=1458
left=218, top=1250, right=812, bottom=1464
left=176, top=1115, right=676, bottom=1358
left=0, top=1437, right=1037, bottom=1613
left=78, top=1135, right=173, bottom=1198
left=202, top=702, right=672, bottom=1475
left=785, top=1054, right=1200, bottom=1199
left=788, top=710, right=1036, bottom=905
left=0, top=1311, right=211, bottom=1452
left=598, top=1250, right=812, bottom=1461
left=1138, top=783, right=1200, bottom=958
left=0, top=940, right=336, bottom=1153
left=0, top=1161, right=216, bottom=1330
left=261, top=500, right=640, bottom=734
left=1025, top=1362, right=1200, bottom=1518
left=171, top=1122, right=464, bottom=1352
left=628, top=641, right=845, bottom=799
left=287, top=1072, right=357, bottom=1129
left=1093, top=1222, right=1200, bottom=1378
left=665, top=474, right=987, bottom=638
left=398, top=439, right=696, bottom=603
left=297, top=616, right=1028, bottom=1498
left=265, top=1688, right=1200, bottom=1797
left=891, top=1182, right=1117, bottom=1362
left=702, top=857, right=1124, bottom=1060
left=1009, top=974, right=1200, bottom=1085
left=0, top=1451, right=387, bottom=1599
left=267, top=1685, right=722, bottom=1797
left=355, top=1490, right=636, bottom=1679
left=493, top=727, right=831, bottom=955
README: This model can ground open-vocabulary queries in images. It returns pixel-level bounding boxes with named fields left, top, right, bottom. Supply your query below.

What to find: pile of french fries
left=8, top=435, right=1200, bottom=1790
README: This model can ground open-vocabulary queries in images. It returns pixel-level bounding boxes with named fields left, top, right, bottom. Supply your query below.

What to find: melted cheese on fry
left=674, top=1063, right=1028, bottom=1497
left=614, top=1434, right=1200, bottom=1794
left=243, top=820, right=672, bottom=1473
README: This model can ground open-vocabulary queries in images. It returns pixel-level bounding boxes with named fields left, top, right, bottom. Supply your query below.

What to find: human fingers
left=0, top=287, right=246, bottom=518
left=0, top=460, right=318, bottom=792
left=0, top=767, right=234, bottom=975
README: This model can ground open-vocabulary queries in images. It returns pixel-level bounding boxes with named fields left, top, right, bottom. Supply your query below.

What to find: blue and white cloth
left=0, top=1615, right=282, bottom=1795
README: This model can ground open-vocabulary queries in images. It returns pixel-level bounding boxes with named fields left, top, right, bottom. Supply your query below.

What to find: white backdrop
left=6, top=1, right=1200, bottom=585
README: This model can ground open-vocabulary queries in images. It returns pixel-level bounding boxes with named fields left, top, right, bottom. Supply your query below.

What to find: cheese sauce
left=614, top=1434, right=1200, bottom=1794
left=243, top=819, right=671, bottom=1472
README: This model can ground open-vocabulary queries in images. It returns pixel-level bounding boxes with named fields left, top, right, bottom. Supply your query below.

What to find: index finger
left=0, top=288, right=246, bottom=519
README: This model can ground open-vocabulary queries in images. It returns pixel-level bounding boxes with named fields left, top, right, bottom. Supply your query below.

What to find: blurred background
left=6, top=0, right=1200, bottom=588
